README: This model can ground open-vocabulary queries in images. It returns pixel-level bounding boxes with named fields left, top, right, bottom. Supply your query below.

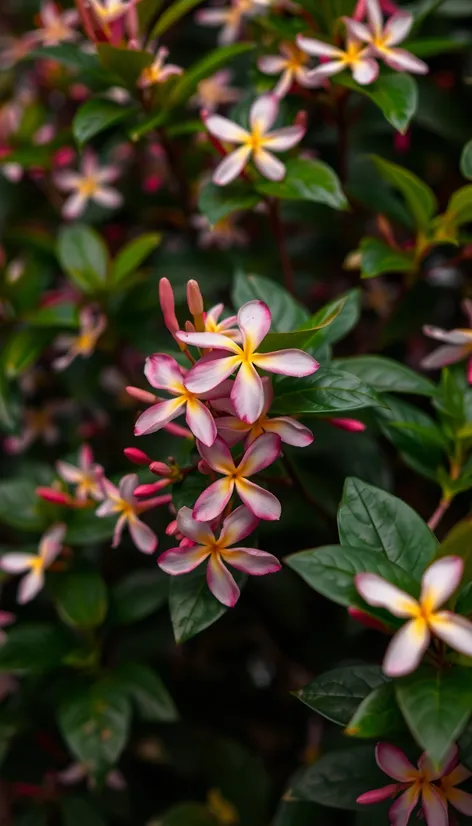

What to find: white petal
left=18, top=570, right=44, bottom=604
left=258, top=55, right=286, bottom=75
left=177, top=506, right=215, bottom=544
left=297, top=35, right=343, bottom=58
left=253, top=149, right=285, bottom=181
left=264, top=417, right=314, bottom=447
left=355, top=573, right=418, bottom=617
left=231, top=361, right=264, bottom=423
left=158, top=544, right=210, bottom=574
left=1, top=553, right=35, bottom=573
left=421, top=784, right=448, bottom=826
left=219, top=505, right=259, bottom=547
left=134, top=398, right=185, bottom=436
left=238, top=431, right=281, bottom=476
left=184, top=353, right=240, bottom=394
left=382, top=47, right=429, bottom=75
left=62, top=192, right=87, bottom=219
left=144, top=353, right=185, bottom=393
left=93, top=187, right=123, bottom=210
left=205, top=114, right=248, bottom=143
left=249, top=94, right=279, bottom=133
left=238, top=300, right=272, bottom=351
left=213, top=146, right=251, bottom=186
left=367, top=0, right=383, bottom=37
left=119, top=473, right=138, bottom=502
left=185, top=397, right=217, bottom=446
left=423, top=325, right=472, bottom=344
left=384, top=12, right=413, bottom=46
left=383, top=618, right=430, bottom=677
left=128, top=516, right=157, bottom=554
left=252, top=349, right=318, bottom=377
left=197, top=436, right=235, bottom=474
left=421, top=344, right=469, bottom=370
left=264, top=125, right=305, bottom=151
left=235, top=478, right=281, bottom=521
left=206, top=553, right=240, bottom=607
left=420, top=556, right=463, bottom=612
left=430, top=612, right=472, bottom=658
left=307, top=61, right=346, bottom=79
left=352, top=57, right=379, bottom=85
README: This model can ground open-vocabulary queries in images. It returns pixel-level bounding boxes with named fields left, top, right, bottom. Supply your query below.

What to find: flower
left=258, top=42, right=321, bottom=98
left=53, top=306, right=107, bottom=370
left=357, top=742, right=472, bottom=824
left=88, top=0, right=133, bottom=24
left=177, top=299, right=319, bottom=424
left=216, top=378, right=313, bottom=447
left=0, top=524, right=66, bottom=604
left=421, top=300, right=472, bottom=383
left=58, top=762, right=126, bottom=791
left=190, top=70, right=240, bottom=112
left=55, top=152, right=122, bottom=219
left=355, top=556, right=472, bottom=677
left=345, top=0, right=428, bottom=75
left=56, top=444, right=104, bottom=502
left=34, top=2, right=79, bottom=46
left=204, top=94, right=305, bottom=185
left=158, top=505, right=280, bottom=606
left=193, top=214, right=249, bottom=250
left=297, top=30, right=379, bottom=85
left=3, top=404, right=62, bottom=454
left=193, top=433, right=282, bottom=521
left=134, top=354, right=231, bottom=446
left=138, top=47, right=183, bottom=88
left=196, top=0, right=269, bottom=46
left=96, top=473, right=170, bottom=553
left=202, top=303, right=241, bottom=338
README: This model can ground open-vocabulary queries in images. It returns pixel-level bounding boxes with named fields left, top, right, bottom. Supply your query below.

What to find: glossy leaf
left=334, top=355, right=435, bottom=396
left=169, top=567, right=245, bottom=643
left=151, top=0, right=205, bottom=37
left=336, top=73, right=418, bottom=134
left=1, top=329, right=52, bottom=378
left=73, top=99, right=136, bottom=147
left=24, top=303, right=79, bottom=328
left=232, top=272, right=309, bottom=332
left=375, top=395, right=447, bottom=481
left=360, top=237, right=414, bottom=279
left=0, top=623, right=72, bottom=673
left=53, top=571, right=108, bottom=629
left=443, top=185, right=472, bottom=227
left=271, top=368, right=382, bottom=416
left=57, top=224, right=109, bottom=292
left=346, top=682, right=404, bottom=738
left=111, top=569, right=169, bottom=625
left=0, top=478, right=48, bottom=532
left=198, top=180, right=260, bottom=226
left=295, top=664, right=388, bottom=725
left=337, top=477, right=438, bottom=578
left=291, top=745, right=385, bottom=810
left=114, top=662, right=179, bottom=722
left=97, top=43, right=154, bottom=86
left=257, top=158, right=348, bottom=211
left=371, top=155, right=437, bottom=230
left=308, top=289, right=361, bottom=347
left=111, top=232, right=162, bottom=286
left=460, top=139, right=472, bottom=179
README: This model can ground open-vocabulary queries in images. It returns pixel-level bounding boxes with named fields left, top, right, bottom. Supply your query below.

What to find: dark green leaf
left=151, top=0, right=205, bottom=37
left=30, top=44, right=100, bottom=71
left=407, top=35, right=471, bottom=56
left=0, top=478, right=48, bottom=532
left=396, top=667, right=472, bottom=765
left=97, top=43, right=153, bottom=86
left=295, top=664, right=388, bottom=725
left=336, top=73, right=418, bottom=133
left=256, top=158, right=348, bottom=210
left=271, top=368, right=382, bottom=416
left=443, top=185, right=472, bottom=227
left=334, top=355, right=435, bottom=396
left=370, top=155, right=437, bottom=230
left=360, top=236, right=415, bottom=278
left=53, top=571, right=108, bottom=629
left=375, top=395, right=447, bottom=481
left=198, top=181, right=260, bottom=226
left=172, top=474, right=208, bottom=512
left=65, top=508, right=115, bottom=545
left=57, top=224, right=109, bottom=292
left=114, top=662, right=179, bottom=722
left=232, top=272, right=309, bottom=331
left=460, top=140, right=472, bottom=180
left=24, top=303, right=80, bottom=328
left=111, top=233, right=161, bottom=286
left=346, top=682, right=404, bottom=738
left=61, top=797, right=107, bottom=826
left=308, top=289, right=361, bottom=347
left=169, top=43, right=255, bottom=105
left=73, top=98, right=136, bottom=147
left=169, top=567, right=245, bottom=643
left=337, top=477, right=438, bottom=578
left=2, top=329, right=52, bottom=378
left=291, top=745, right=384, bottom=810
left=111, top=569, right=169, bottom=624
left=0, top=623, right=72, bottom=673
left=456, top=582, right=472, bottom=617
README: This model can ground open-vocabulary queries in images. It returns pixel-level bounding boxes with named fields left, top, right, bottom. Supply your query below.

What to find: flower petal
left=249, top=94, right=278, bottom=133
left=119, top=473, right=138, bottom=502
left=297, top=34, right=343, bottom=58
left=307, top=61, right=346, bottom=79
left=258, top=55, right=287, bottom=74
left=383, top=618, right=430, bottom=677
left=429, top=612, right=472, bottom=657
left=252, top=349, right=319, bottom=376
left=384, top=11, right=413, bottom=45
left=158, top=544, right=210, bottom=574
left=420, top=556, right=463, bottom=612
left=205, top=114, right=248, bottom=143
left=216, top=416, right=250, bottom=446
left=177, top=506, right=215, bottom=544
left=355, top=573, right=419, bottom=617
left=193, top=477, right=234, bottom=522
left=446, top=788, right=472, bottom=816
left=18, top=570, right=44, bottom=604
left=264, top=125, right=305, bottom=151
left=1, top=553, right=35, bottom=573
left=237, top=300, right=271, bottom=352
left=197, top=435, right=235, bottom=474
left=134, top=398, right=186, bottom=436
left=213, top=145, right=252, bottom=186
left=206, top=553, right=240, bottom=606
left=93, top=187, right=123, bottom=210
left=185, top=353, right=241, bottom=395
left=388, top=785, right=420, bottom=826
left=421, top=344, right=470, bottom=370
left=219, top=505, right=260, bottom=546
left=381, top=47, right=429, bottom=75
left=366, top=0, right=383, bottom=37
left=421, top=784, right=448, bottom=826
left=357, top=784, right=402, bottom=805
left=238, top=432, right=281, bottom=476
left=62, top=192, right=87, bottom=220
left=352, top=57, right=379, bottom=85
left=144, top=353, right=185, bottom=393
left=375, top=743, right=418, bottom=782
left=235, top=478, right=281, bottom=521
left=264, top=417, right=314, bottom=447
left=185, top=397, right=217, bottom=446
left=443, top=760, right=471, bottom=786
left=224, top=547, right=281, bottom=575
left=39, top=522, right=66, bottom=566
left=177, top=330, right=240, bottom=353
left=253, top=148, right=286, bottom=181
left=343, top=18, right=372, bottom=42
left=128, top=516, right=157, bottom=554
left=423, top=325, right=472, bottom=345
left=231, top=361, right=264, bottom=423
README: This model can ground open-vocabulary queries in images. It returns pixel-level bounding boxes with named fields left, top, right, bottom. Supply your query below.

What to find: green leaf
left=58, top=679, right=131, bottom=778
left=370, top=155, right=437, bottom=230
left=0, top=371, right=18, bottom=432
left=435, top=519, right=472, bottom=587
left=407, top=34, right=472, bottom=57
left=198, top=180, right=260, bottom=226
left=375, top=395, right=447, bottom=481
left=337, top=477, right=438, bottom=578
left=53, top=571, right=108, bottom=629
left=111, top=232, right=161, bottom=286
left=0, top=623, right=72, bottom=673
left=172, top=474, right=208, bottom=512
left=2, top=329, right=52, bottom=378
left=285, top=544, right=419, bottom=610
left=443, top=185, right=472, bottom=227
left=336, top=73, right=418, bottom=134
left=0, top=478, right=48, bottom=532
left=295, top=664, right=388, bottom=725
left=61, top=796, right=107, bottom=826
left=159, top=804, right=216, bottom=826
left=346, top=682, right=404, bottom=738
left=395, top=667, right=472, bottom=765
left=65, top=508, right=115, bottom=545
left=97, top=43, right=153, bottom=86
left=114, top=662, right=179, bottom=722
left=151, top=0, right=205, bottom=37
left=308, top=289, right=361, bottom=347
left=256, top=158, right=348, bottom=210
left=360, top=236, right=415, bottom=278
left=334, top=356, right=435, bottom=396
left=456, top=582, right=472, bottom=617
left=111, top=569, right=169, bottom=624
left=291, top=745, right=384, bottom=810
left=460, top=139, right=472, bottom=179
left=57, top=224, right=109, bottom=292
left=169, top=567, right=245, bottom=643
left=23, top=303, right=80, bottom=328
left=271, top=368, right=382, bottom=416
left=232, top=272, right=309, bottom=332
left=29, top=44, right=100, bottom=72
left=169, top=42, right=255, bottom=105
left=73, top=98, right=136, bottom=147
left=257, top=304, right=343, bottom=353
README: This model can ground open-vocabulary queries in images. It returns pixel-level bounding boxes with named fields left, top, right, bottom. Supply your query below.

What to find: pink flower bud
left=198, top=459, right=212, bottom=474
left=329, top=418, right=366, bottom=433
left=180, top=538, right=196, bottom=549
left=137, top=493, right=172, bottom=512
left=164, top=422, right=194, bottom=440
left=134, top=480, right=170, bottom=497
left=53, top=147, right=75, bottom=167
left=159, top=277, right=180, bottom=337
left=187, top=280, right=204, bottom=315
left=124, top=447, right=152, bottom=465
left=126, top=386, right=158, bottom=404
left=36, top=487, right=71, bottom=506
left=348, top=607, right=390, bottom=634
left=149, top=461, right=172, bottom=476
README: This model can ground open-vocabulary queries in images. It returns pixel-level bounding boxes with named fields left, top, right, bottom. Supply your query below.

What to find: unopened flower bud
left=329, top=418, right=366, bottom=433
left=126, top=386, right=158, bottom=404
left=159, top=277, right=180, bottom=338
left=36, top=487, right=72, bottom=506
left=165, top=519, right=178, bottom=536
left=187, top=280, right=204, bottom=315
left=149, top=461, right=172, bottom=477
left=134, top=480, right=170, bottom=497
left=124, top=447, right=152, bottom=465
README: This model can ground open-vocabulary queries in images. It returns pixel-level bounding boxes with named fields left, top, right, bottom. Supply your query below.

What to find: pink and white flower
left=58, top=761, right=126, bottom=791
left=192, top=215, right=248, bottom=251
left=357, top=742, right=472, bottom=824
left=53, top=306, right=107, bottom=371
left=34, top=2, right=79, bottom=46
left=96, top=473, right=169, bottom=553
left=0, top=523, right=66, bottom=604
left=190, top=70, right=240, bottom=112
left=355, top=556, right=472, bottom=677
left=297, top=30, right=379, bottom=85
left=204, top=94, right=305, bottom=185
left=345, top=0, right=428, bottom=75
left=55, top=152, right=122, bottom=219
left=421, top=300, right=472, bottom=383
left=56, top=444, right=104, bottom=502
left=216, top=378, right=313, bottom=448
left=138, top=47, right=183, bottom=88
left=177, top=300, right=319, bottom=424
left=202, top=303, right=241, bottom=339
left=193, top=433, right=282, bottom=522
left=158, top=505, right=280, bottom=606
left=196, top=0, right=269, bottom=46
left=87, top=0, right=134, bottom=24
left=258, top=42, right=322, bottom=98
left=134, top=354, right=230, bottom=446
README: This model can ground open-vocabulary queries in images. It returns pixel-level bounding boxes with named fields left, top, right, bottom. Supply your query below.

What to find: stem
left=427, top=497, right=452, bottom=532
left=266, top=198, right=295, bottom=296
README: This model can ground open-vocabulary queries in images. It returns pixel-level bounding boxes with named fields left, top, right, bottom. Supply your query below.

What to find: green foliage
left=295, top=665, right=388, bottom=725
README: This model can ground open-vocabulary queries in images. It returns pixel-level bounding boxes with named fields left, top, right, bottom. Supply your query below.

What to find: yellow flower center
left=246, top=125, right=266, bottom=152
left=78, top=176, right=99, bottom=197
left=45, top=20, right=72, bottom=40
left=343, top=41, right=364, bottom=65
left=30, top=556, right=44, bottom=572
left=76, top=331, right=97, bottom=353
